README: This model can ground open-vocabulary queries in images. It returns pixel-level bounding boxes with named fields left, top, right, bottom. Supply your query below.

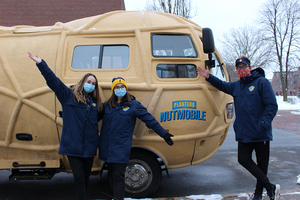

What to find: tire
left=124, top=151, right=162, bottom=198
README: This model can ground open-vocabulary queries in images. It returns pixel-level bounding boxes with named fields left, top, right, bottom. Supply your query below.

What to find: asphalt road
left=152, top=120, right=300, bottom=198
left=0, top=110, right=299, bottom=199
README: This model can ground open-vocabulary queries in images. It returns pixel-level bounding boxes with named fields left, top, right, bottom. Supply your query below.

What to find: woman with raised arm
left=28, top=52, right=102, bottom=200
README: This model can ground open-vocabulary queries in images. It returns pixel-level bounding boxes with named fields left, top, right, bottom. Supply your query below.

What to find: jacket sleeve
left=134, top=101, right=167, bottom=138
left=206, top=74, right=235, bottom=96
left=36, top=60, right=70, bottom=104
left=259, top=78, right=278, bottom=130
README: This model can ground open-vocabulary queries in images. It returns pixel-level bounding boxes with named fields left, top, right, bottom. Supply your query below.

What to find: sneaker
left=267, top=184, right=280, bottom=200
left=252, top=193, right=262, bottom=200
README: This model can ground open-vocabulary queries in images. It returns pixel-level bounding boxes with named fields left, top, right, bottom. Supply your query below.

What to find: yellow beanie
left=111, top=77, right=127, bottom=91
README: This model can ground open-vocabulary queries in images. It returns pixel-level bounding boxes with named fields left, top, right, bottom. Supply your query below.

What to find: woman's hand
left=196, top=66, right=210, bottom=79
left=28, top=52, right=42, bottom=64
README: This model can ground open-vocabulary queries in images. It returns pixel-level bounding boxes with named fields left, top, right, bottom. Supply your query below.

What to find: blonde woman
left=29, top=52, right=102, bottom=200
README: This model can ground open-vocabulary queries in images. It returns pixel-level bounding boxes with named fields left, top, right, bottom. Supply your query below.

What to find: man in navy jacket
left=197, top=56, right=279, bottom=200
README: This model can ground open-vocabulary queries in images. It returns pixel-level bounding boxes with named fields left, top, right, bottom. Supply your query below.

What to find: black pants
left=238, top=142, right=273, bottom=194
left=107, top=162, right=127, bottom=200
left=67, top=156, right=94, bottom=200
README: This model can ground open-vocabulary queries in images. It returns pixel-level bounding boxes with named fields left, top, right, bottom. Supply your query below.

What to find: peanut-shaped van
left=0, top=10, right=234, bottom=197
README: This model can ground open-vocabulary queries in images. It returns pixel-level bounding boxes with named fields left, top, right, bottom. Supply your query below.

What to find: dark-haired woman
left=98, top=77, right=174, bottom=200
left=29, top=52, right=102, bottom=200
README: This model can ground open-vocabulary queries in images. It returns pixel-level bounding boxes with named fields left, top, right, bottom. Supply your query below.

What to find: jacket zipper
left=83, top=99, right=92, bottom=157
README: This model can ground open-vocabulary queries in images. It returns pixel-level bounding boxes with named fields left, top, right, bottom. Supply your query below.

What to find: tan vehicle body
left=0, top=11, right=233, bottom=196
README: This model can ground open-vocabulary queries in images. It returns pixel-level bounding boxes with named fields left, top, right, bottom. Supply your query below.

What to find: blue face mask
left=83, top=83, right=95, bottom=93
left=114, top=88, right=127, bottom=97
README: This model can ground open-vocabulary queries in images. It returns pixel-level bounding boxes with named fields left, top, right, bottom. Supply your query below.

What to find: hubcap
left=125, top=159, right=153, bottom=193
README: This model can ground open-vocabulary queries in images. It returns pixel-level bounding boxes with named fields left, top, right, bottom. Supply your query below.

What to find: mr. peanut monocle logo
left=160, top=100, right=206, bottom=122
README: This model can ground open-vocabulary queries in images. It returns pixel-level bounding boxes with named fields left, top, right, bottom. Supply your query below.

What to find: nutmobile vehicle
left=0, top=10, right=234, bottom=197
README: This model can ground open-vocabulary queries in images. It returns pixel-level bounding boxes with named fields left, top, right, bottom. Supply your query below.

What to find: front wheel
left=125, top=151, right=162, bottom=197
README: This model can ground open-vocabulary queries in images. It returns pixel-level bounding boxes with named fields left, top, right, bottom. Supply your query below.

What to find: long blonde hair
left=71, top=73, right=102, bottom=112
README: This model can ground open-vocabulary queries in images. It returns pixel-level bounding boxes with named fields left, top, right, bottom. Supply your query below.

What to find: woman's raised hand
left=28, top=52, right=42, bottom=64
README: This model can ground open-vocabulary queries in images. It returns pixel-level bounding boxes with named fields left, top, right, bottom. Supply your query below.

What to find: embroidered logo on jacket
left=249, top=86, right=255, bottom=92
left=92, top=103, right=97, bottom=107
left=123, top=107, right=130, bottom=111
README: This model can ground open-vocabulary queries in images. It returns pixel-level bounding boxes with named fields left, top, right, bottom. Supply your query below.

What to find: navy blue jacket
left=37, top=60, right=99, bottom=157
left=206, top=68, right=278, bottom=143
left=98, top=97, right=167, bottom=164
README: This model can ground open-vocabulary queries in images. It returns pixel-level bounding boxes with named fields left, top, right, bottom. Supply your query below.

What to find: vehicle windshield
left=211, top=53, right=226, bottom=81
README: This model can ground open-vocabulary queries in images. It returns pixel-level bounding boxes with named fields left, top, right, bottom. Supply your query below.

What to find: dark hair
left=107, top=92, right=133, bottom=108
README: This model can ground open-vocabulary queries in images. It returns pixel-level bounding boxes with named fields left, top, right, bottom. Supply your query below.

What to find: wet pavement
left=152, top=188, right=300, bottom=199
left=0, top=111, right=299, bottom=200
left=151, top=110, right=300, bottom=200
left=195, top=110, right=300, bottom=200
left=273, top=110, right=300, bottom=135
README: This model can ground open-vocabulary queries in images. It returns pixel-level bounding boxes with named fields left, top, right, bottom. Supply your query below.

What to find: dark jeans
left=238, top=141, right=272, bottom=194
left=107, top=163, right=127, bottom=200
left=67, top=156, right=94, bottom=200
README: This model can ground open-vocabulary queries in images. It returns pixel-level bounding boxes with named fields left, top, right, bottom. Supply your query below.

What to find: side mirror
left=202, top=28, right=215, bottom=69
left=202, top=28, right=215, bottom=53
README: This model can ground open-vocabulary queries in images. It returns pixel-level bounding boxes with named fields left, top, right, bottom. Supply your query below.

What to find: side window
left=211, top=54, right=226, bottom=81
left=152, top=34, right=197, bottom=58
left=102, top=46, right=129, bottom=69
left=71, top=45, right=129, bottom=69
left=156, top=64, right=197, bottom=78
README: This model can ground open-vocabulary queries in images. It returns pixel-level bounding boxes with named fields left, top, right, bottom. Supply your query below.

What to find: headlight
left=226, top=103, right=234, bottom=119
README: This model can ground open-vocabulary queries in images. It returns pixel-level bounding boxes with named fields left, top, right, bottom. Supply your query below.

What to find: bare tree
left=145, top=0, right=197, bottom=19
left=219, top=25, right=273, bottom=81
left=260, top=0, right=300, bottom=101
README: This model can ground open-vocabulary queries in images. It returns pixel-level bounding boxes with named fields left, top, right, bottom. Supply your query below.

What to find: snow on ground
left=186, top=194, right=223, bottom=200
left=276, top=96, right=300, bottom=111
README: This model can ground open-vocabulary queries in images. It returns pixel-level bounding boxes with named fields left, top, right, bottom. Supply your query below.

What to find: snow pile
left=186, top=194, right=223, bottom=200
left=237, top=193, right=250, bottom=198
left=276, top=96, right=300, bottom=111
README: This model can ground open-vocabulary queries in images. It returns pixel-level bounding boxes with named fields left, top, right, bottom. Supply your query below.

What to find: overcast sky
left=124, top=0, right=273, bottom=77
left=124, top=0, right=269, bottom=47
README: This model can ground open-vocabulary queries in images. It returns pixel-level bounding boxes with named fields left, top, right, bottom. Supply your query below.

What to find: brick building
left=271, top=67, right=300, bottom=96
left=0, top=0, right=125, bottom=26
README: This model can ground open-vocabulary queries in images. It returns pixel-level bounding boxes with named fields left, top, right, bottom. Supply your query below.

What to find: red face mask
left=237, top=68, right=251, bottom=78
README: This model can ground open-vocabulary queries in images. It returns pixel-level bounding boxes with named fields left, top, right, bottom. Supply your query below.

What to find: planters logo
left=160, top=100, right=206, bottom=122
